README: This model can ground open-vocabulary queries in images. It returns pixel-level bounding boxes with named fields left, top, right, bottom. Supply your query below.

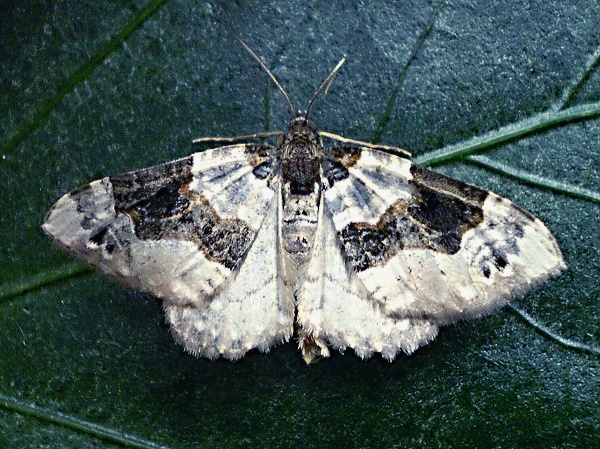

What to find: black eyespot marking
left=482, top=266, right=492, bottom=278
left=88, top=225, right=118, bottom=254
left=89, top=226, right=108, bottom=245
left=322, top=159, right=349, bottom=187
left=252, top=160, right=273, bottom=179
left=493, top=250, right=509, bottom=271
left=321, top=146, right=362, bottom=188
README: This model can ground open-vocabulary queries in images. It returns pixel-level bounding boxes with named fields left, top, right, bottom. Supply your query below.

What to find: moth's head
left=287, top=115, right=319, bottom=136
left=281, top=115, right=322, bottom=152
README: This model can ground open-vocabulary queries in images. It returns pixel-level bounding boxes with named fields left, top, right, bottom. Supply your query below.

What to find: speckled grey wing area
left=43, top=144, right=294, bottom=360
left=321, top=146, right=566, bottom=325
left=296, top=194, right=439, bottom=361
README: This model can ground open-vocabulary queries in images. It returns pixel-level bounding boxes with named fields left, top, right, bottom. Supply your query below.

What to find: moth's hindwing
left=296, top=193, right=439, bottom=362
left=43, top=144, right=295, bottom=360
left=321, top=146, right=566, bottom=326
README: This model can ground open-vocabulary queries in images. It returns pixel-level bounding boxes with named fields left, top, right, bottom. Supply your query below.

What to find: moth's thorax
left=281, top=117, right=323, bottom=192
left=282, top=116, right=322, bottom=150
left=280, top=116, right=323, bottom=268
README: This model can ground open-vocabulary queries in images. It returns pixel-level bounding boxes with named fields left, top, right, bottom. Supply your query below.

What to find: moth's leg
left=297, top=328, right=331, bottom=364
left=193, top=130, right=284, bottom=144
left=320, top=131, right=411, bottom=157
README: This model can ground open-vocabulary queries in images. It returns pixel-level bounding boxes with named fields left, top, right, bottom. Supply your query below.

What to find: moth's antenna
left=233, top=36, right=296, bottom=120
left=305, top=57, right=345, bottom=122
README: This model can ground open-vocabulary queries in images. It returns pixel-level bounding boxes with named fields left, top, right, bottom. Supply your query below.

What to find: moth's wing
left=321, top=146, right=566, bottom=324
left=296, top=194, right=439, bottom=362
left=43, top=144, right=294, bottom=360
left=164, top=185, right=292, bottom=360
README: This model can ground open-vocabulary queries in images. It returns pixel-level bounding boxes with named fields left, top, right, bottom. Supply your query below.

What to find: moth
left=43, top=38, right=566, bottom=364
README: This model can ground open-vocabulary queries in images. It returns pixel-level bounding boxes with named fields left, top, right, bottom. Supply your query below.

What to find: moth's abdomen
left=280, top=181, right=321, bottom=267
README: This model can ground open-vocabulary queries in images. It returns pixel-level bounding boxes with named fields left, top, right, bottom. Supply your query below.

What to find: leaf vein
left=0, top=393, right=172, bottom=449
left=1, top=0, right=171, bottom=158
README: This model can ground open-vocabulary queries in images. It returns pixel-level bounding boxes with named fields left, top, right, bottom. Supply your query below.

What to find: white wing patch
left=164, top=194, right=293, bottom=360
left=190, top=145, right=273, bottom=229
left=296, top=196, right=438, bottom=363
left=324, top=149, right=414, bottom=230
